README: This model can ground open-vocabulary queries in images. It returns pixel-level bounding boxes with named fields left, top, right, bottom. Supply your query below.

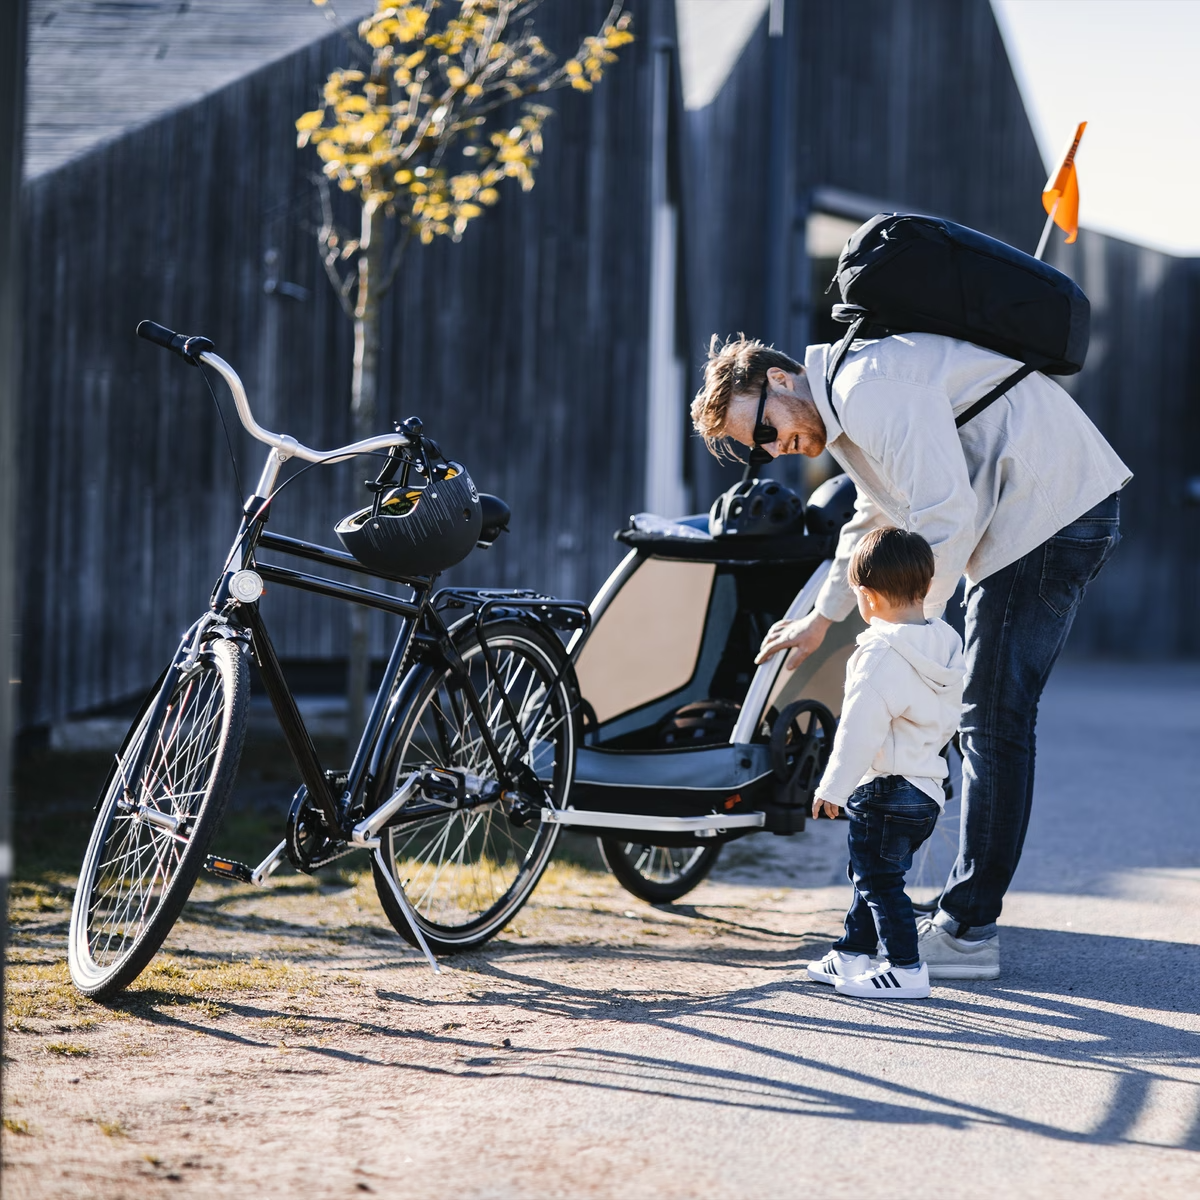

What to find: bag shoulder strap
left=824, top=315, right=867, bottom=422
left=954, top=364, right=1035, bottom=429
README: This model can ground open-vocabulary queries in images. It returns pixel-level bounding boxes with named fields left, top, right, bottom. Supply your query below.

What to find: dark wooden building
left=18, top=0, right=1198, bottom=728
left=19, top=0, right=685, bottom=727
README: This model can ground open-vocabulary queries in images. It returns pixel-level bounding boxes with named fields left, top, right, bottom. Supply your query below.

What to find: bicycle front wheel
left=371, top=621, right=575, bottom=954
left=69, top=637, right=248, bottom=998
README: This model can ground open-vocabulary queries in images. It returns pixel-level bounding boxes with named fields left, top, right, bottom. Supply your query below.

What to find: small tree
left=298, top=0, right=633, bottom=736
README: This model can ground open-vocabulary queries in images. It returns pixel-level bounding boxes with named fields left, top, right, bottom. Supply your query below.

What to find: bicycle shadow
left=366, top=924, right=1200, bottom=1149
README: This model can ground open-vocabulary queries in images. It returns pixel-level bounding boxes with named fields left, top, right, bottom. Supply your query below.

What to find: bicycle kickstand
left=372, top=847, right=442, bottom=974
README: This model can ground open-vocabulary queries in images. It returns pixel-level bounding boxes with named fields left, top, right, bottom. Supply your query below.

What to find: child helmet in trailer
left=804, top=473, right=858, bottom=538
left=708, top=477, right=806, bottom=539
left=335, top=463, right=483, bottom=577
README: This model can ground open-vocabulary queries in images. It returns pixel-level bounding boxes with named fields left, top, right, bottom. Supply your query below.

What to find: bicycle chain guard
left=285, top=784, right=351, bottom=873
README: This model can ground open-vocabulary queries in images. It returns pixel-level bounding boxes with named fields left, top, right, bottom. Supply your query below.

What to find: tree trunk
left=346, top=203, right=386, bottom=755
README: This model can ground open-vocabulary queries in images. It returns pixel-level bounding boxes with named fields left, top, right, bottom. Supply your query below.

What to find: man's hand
left=811, top=796, right=842, bottom=820
left=755, top=610, right=833, bottom=670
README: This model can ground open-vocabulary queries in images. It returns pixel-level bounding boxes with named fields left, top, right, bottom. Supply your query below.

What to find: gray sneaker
left=916, top=917, right=1000, bottom=980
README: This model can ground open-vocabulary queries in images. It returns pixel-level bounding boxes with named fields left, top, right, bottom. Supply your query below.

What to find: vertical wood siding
left=1044, top=235, right=1200, bottom=656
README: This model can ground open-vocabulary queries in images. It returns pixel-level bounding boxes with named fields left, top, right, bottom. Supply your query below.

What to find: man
left=691, top=332, right=1130, bottom=979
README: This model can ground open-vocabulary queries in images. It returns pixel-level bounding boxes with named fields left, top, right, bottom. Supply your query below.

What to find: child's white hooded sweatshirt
left=817, top=616, right=965, bottom=808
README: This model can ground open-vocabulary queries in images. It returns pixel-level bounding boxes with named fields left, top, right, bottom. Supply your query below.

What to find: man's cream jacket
left=804, top=334, right=1132, bottom=622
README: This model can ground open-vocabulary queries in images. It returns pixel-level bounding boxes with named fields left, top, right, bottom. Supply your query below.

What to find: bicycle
left=68, top=322, right=587, bottom=1000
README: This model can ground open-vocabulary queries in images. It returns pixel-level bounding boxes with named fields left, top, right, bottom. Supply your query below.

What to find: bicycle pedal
left=204, top=855, right=255, bottom=883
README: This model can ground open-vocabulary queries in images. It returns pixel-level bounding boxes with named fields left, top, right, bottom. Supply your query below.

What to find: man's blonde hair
left=690, top=334, right=803, bottom=457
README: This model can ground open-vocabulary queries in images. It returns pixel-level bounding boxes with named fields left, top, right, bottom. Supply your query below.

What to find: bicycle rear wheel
left=370, top=621, right=574, bottom=954
left=69, top=637, right=248, bottom=998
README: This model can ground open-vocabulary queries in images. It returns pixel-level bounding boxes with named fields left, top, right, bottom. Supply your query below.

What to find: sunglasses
left=743, top=376, right=777, bottom=476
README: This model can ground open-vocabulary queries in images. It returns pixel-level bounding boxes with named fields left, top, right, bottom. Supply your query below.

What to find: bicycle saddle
left=477, top=493, right=510, bottom=547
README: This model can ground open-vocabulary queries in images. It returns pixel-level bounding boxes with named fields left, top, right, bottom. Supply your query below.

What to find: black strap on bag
left=824, top=314, right=868, bottom=411
left=952, top=363, right=1034, bottom=428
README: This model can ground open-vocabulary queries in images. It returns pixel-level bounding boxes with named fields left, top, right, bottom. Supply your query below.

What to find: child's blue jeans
left=831, top=776, right=941, bottom=967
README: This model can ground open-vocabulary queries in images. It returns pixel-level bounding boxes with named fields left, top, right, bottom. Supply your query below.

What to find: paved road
left=6, top=662, right=1199, bottom=1198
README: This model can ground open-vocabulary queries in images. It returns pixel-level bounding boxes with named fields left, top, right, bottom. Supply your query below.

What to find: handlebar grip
left=136, top=320, right=215, bottom=364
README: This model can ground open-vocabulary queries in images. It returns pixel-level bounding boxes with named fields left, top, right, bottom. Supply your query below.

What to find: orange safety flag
left=1042, top=121, right=1087, bottom=244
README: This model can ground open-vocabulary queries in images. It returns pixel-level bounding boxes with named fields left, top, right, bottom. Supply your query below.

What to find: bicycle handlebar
left=136, top=320, right=215, bottom=364
left=137, top=320, right=410, bottom=468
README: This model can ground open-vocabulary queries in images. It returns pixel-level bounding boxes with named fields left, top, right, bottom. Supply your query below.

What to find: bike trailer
left=555, top=476, right=865, bottom=857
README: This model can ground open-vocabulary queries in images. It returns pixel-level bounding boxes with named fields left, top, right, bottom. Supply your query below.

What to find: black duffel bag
left=826, top=213, right=1091, bottom=426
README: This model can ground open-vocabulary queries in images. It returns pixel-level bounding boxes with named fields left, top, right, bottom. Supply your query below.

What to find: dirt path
left=4, top=823, right=855, bottom=1199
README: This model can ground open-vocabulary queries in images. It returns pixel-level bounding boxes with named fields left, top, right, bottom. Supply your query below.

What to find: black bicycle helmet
left=708, top=477, right=806, bottom=538
left=804, top=473, right=858, bottom=537
left=335, top=462, right=482, bottom=577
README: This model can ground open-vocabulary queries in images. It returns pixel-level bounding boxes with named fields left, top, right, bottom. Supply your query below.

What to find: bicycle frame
left=114, top=338, right=583, bottom=854
left=117, top=344, right=588, bottom=896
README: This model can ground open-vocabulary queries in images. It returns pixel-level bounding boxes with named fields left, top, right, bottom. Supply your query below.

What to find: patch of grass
left=533, top=860, right=613, bottom=896
left=45, top=1042, right=90, bottom=1056
left=92, top=1118, right=126, bottom=1138
left=3, top=1117, right=31, bottom=1135
left=8, top=881, right=72, bottom=913
left=123, top=954, right=324, bottom=1007
left=6, top=882, right=75, bottom=946
left=260, top=1015, right=314, bottom=1038
left=5, top=960, right=104, bottom=1024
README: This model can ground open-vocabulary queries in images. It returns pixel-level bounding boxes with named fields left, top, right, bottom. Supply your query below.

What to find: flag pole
left=1034, top=199, right=1059, bottom=261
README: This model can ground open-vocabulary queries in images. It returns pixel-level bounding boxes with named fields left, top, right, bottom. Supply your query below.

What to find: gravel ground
left=4, top=662, right=1200, bottom=1198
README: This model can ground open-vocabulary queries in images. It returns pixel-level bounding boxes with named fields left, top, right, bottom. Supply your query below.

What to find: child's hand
left=811, top=797, right=842, bottom=820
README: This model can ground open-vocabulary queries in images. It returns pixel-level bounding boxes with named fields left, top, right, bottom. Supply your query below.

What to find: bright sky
left=991, top=0, right=1200, bottom=256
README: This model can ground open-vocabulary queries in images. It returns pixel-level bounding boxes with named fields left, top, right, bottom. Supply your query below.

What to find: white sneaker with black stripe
left=834, top=960, right=930, bottom=999
left=806, top=949, right=872, bottom=985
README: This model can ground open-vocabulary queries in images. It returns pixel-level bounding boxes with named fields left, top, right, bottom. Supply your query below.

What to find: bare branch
left=314, top=174, right=357, bottom=317
left=376, top=225, right=415, bottom=299
left=315, top=0, right=373, bottom=68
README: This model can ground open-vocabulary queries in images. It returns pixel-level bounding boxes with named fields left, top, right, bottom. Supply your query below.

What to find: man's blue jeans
left=939, top=493, right=1122, bottom=930
left=832, top=776, right=941, bottom=967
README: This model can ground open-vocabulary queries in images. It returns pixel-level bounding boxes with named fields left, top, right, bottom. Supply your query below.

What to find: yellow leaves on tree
left=296, top=0, right=633, bottom=246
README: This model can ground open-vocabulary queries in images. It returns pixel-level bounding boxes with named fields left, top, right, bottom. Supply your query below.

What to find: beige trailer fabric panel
left=574, top=559, right=717, bottom=724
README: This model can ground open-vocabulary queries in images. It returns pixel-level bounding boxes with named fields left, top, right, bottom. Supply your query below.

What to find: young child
left=806, top=527, right=965, bottom=999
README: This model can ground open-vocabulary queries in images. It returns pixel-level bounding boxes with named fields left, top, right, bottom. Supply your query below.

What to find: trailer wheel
left=598, top=840, right=722, bottom=903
